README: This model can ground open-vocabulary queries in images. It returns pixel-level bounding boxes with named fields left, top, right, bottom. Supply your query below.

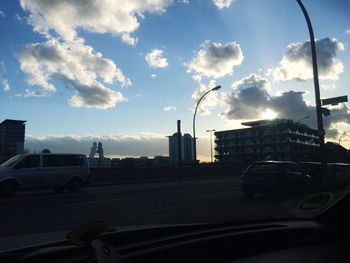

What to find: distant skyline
left=1, top=0, right=350, bottom=160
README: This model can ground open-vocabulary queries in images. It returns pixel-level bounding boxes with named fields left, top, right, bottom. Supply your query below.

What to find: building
left=182, top=133, right=194, bottom=164
left=214, top=119, right=321, bottom=163
left=168, top=132, right=194, bottom=165
left=0, top=119, right=26, bottom=162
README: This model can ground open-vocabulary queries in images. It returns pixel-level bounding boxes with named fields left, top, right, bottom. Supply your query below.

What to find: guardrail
left=89, top=165, right=247, bottom=185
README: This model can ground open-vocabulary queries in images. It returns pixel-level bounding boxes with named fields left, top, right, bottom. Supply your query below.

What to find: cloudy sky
left=0, top=0, right=350, bottom=160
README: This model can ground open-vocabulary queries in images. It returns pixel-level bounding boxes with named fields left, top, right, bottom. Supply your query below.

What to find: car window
left=0, top=155, right=23, bottom=167
left=63, top=155, right=84, bottom=166
left=15, top=155, right=40, bottom=169
left=1, top=0, right=350, bottom=253
left=43, top=155, right=84, bottom=167
left=43, top=155, right=65, bottom=167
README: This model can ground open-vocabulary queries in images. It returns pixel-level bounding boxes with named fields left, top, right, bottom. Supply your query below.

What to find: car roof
left=252, top=161, right=296, bottom=165
left=23, top=153, right=85, bottom=156
left=298, top=162, right=322, bottom=165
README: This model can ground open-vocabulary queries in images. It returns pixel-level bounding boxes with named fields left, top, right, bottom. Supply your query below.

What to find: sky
left=0, top=0, right=350, bottom=161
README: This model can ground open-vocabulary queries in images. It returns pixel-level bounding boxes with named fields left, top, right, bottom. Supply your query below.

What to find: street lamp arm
left=193, top=89, right=212, bottom=135
left=339, top=129, right=350, bottom=145
left=192, top=86, right=221, bottom=163
left=295, top=116, right=310, bottom=124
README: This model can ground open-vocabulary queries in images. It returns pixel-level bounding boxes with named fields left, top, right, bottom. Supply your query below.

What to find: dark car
left=241, top=161, right=313, bottom=199
left=299, top=162, right=350, bottom=190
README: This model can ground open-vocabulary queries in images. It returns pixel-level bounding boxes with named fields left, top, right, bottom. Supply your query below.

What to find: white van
left=0, top=153, right=90, bottom=196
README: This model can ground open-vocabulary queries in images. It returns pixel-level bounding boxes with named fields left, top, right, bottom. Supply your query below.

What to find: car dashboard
left=2, top=218, right=350, bottom=263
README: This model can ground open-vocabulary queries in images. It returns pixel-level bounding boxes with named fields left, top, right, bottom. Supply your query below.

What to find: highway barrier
left=89, top=165, right=247, bottom=185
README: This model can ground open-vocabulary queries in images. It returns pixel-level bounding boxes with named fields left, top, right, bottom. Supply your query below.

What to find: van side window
left=15, top=155, right=40, bottom=168
left=43, top=155, right=64, bottom=167
left=43, top=155, right=84, bottom=167
left=63, top=155, right=84, bottom=166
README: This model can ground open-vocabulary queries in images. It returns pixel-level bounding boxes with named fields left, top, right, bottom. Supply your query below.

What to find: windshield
left=0, top=154, right=23, bottom=167
left=0, top=0, right=350, bottom=252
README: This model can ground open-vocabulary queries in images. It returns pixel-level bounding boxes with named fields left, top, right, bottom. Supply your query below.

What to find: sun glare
left=261, top=109, right=278, bottom=120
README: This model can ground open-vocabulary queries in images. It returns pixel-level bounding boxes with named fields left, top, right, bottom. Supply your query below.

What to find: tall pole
left=296, top=0, right=326, bottom=165
left=207, top=129, right=216, bottom=163
left=193, top=86, right=221, bottom=164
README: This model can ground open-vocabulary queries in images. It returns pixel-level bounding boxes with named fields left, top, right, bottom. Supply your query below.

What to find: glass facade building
left=0, top=119, right=26, bottom=163
left=214, top=119, right=321, bottom=163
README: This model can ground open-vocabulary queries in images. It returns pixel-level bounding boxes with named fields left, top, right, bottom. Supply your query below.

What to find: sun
left=261, top=109, right=278, bottom=120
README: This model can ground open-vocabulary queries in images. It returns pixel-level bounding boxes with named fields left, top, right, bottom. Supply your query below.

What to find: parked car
left=241, top=161, right=313, bottom=199
left=299, top=162, right=350, bottom=190
left=0, top=153, right=90, bottom=196
left=330, top=163, right=350, bottom=188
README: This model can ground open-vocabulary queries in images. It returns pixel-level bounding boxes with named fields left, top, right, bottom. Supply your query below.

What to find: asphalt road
left=0, top=176, right=294, bottom=250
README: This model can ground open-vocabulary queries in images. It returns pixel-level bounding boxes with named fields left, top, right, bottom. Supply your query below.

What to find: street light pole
left=296, top=0, right=326, bottom=166
left=206, top=129, right=216, bottom=163
left=193, top=85, right=221, bottom=164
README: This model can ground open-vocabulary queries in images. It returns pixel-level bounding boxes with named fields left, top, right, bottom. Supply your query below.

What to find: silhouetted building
left=0, top=119, right=26, bottom=162
left=215, top=119, right=321, bottom=163
left=325, top=142, right=350, bottom=163
left=168, top=132, right=194, bottom=165
left=152, top=156, right=170, bottom=167
left=183, top=133, right=194, bottom=164
left=168, top=132, right=181, bottom=164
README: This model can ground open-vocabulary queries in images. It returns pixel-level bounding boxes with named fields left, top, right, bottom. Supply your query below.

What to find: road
left=0, top=176, right=294, bottom=251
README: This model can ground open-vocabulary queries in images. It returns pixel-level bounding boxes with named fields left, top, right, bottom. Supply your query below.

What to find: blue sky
left=0, top=0, right=350, bottom=160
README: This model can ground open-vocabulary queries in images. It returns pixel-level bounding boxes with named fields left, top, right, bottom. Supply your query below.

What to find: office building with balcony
left=214, top=119, right=321, bottom=163
left=0, top=119, right=26, bottom=162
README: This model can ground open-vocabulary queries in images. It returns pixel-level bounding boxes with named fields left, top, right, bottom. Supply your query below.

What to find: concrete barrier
left=89, top=165, right=246, bottom=185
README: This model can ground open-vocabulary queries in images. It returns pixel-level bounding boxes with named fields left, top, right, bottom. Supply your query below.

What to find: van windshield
left=0, top=155, right=23, bottom=167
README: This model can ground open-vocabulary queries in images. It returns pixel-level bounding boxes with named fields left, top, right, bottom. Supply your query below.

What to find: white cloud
left=187, top=40, right=244, bottom=80
left=20, top=0, right=172, bottom=45
left=2, top=79, right=10, bottom=91
left=145, top=49, right=169, bottom=68
left=345, top=28, right=350, bottom=35
left=18, top=38, right=129, bottom=108
left=192, top=80, right=223, bottom=116
left=321, top=82, right=336, bottom=91
left=18, top=0, right=173, bottom=109
left=0, top=9, right=5, bottom=18
left=150, top=73, right=157, bottom=78
left=24, top=88, right=45, bottom=97
left=272, top=38, right=345, bottom=81
left=68, top=81, right=126, bottom=109
left=213, top=0, right=233, bottom=9
left=221, top=73, right=350, bottom=136
left=163, top=105, right=176, bottom=112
